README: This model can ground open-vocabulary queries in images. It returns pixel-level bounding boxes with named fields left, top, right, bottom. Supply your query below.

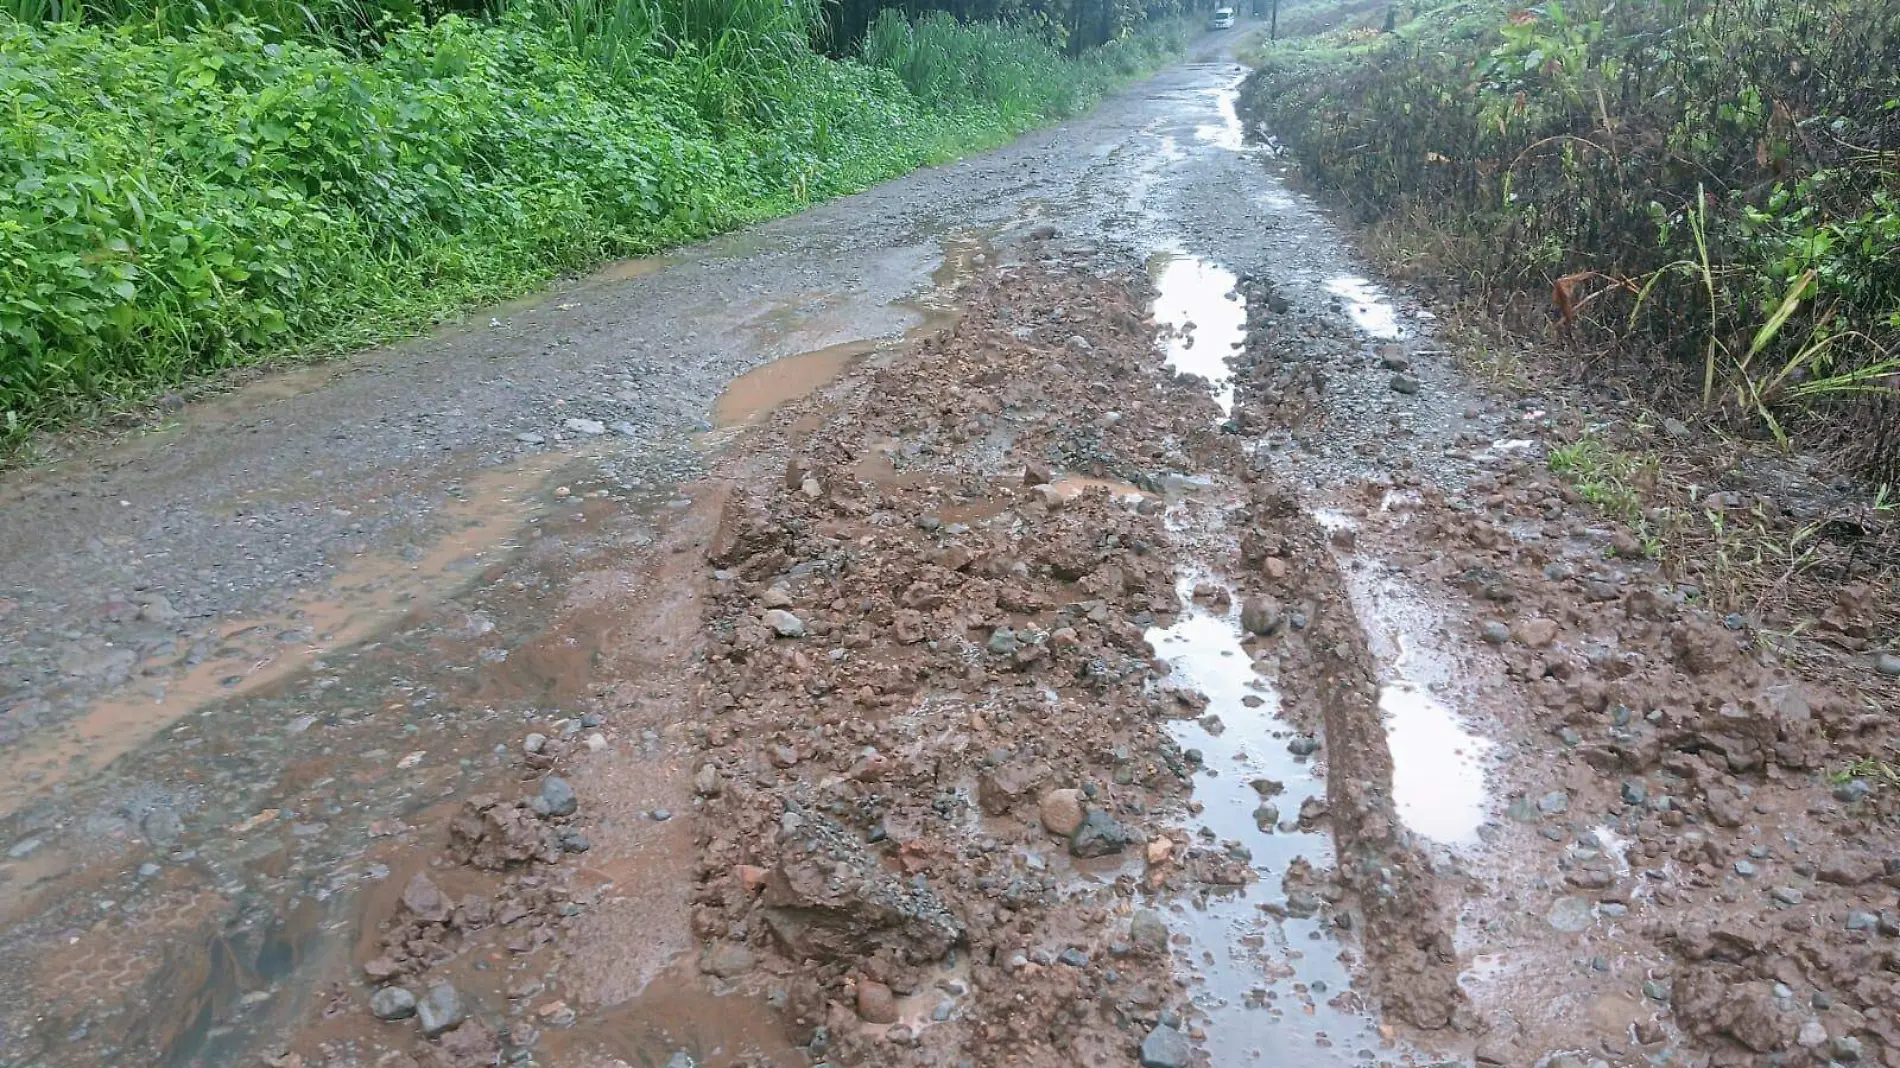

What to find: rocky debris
left=416, top=982, right=465, bottom=1037
left=427, top=1017, right=500, bottom=1068
left=447, top=795, right=563, bottom=870
left=977, top=762, right=1048, bottom=816
left=1674, top=967, right=1799, bottom=1053
left=758, top=811, right=964, bottom=962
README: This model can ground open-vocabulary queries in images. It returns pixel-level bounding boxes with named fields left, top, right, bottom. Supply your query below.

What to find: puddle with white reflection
left=1151, top=256, right=1246, bottom=416
left=1323, top=276, right=1403, bottom=340
left=1145, top=581, right=1397, bottom=1064
left=1381, top=665, right=1491, bottom=846
left=1323, top=559, right=1494, bottom=846
left=1194, top=86, right=1248, bottom=151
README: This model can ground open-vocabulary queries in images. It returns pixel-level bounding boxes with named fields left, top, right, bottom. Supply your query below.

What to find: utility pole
left=1269, top=0, right=1278, bottom=39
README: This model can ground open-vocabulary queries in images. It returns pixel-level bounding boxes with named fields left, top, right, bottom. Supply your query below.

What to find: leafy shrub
left=0, top=8, right=1184, bottom=444
left=1240, top=0, right=1900, bottom=475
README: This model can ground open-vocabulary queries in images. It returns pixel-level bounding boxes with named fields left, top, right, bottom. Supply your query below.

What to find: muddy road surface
left=6, top=24, right=1900, bottom=1068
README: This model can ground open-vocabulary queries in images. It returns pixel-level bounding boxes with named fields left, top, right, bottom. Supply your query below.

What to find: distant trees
left=821, top=0, right=1210, bottom=54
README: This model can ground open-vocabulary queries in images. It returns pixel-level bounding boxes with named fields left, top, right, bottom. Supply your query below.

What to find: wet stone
left=1735, top=860, right=1758, bottom=878
left=1039, top=789, right=1085, bottom=836
left=1287, top=735, right=1321, bottom=757
left=1877, top=653, right=1900, bottom=677
left=417, top=982, right=465, bottom=1036
left=1537, top=791, right=1570, bottom=816
left=987, top=627, right=1022, bottom=656
left=1547, top=896, right=1594, bottom=934
left=1138, top=1023, right=1192, bottom=1068
left=1772, top=886, right=1805, bottom=906
left=1240, top=596, right=1282, bottom=636
left=537, top=776, right=578, bottom=818
left=1129, top=910, right=1169, bottom=956
left=763, top=609, right=806, bottom=638
left=857, top=980, right=899, bottom=1024
left=1480, top=621, right=1511, bottom=645
left=1847, top=911, right=1878, bottom=931
left=370, top=986, right=417, bottom=1021
left=1070, top=810, right=1133, bottom=858
left=1058, top=947, right=1089, bottom=967
left=1621, top=780, right=1648, bottom=806
left=1389, top=374, right=1421, bottom=395
left=1644, top=980, right=1671, bottom=1003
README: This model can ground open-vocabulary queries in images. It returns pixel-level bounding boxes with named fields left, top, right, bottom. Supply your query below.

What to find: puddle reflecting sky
left=1323, top=276, right=1403, bottom=340
left=1375, top=607, right=1494, bottom=846
left=1152, top=256, right=1245, bottom=416
left=1381, top=674, right=1491, bottom=846
left=1194, top=86, right=1248, bottom=151
left=1146, top=584, right=1388, bottom=1064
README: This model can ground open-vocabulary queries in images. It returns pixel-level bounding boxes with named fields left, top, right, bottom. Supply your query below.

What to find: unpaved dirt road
left=6, top=25, right=1900, bottom=1068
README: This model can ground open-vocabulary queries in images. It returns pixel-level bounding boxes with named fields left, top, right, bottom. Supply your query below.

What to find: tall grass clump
left=863, top=8, right=1187, bottom=127
left=0, top=6, right=1186, bottom=448
left=1240, top=0, right=1900, bottom=477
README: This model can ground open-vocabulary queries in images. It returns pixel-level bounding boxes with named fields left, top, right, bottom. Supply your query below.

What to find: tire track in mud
left=630, top=242, right=1475, bottom=1068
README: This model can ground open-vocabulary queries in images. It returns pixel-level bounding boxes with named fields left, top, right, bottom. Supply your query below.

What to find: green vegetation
left=1546, top=432, right=1654, bottom=528
left=0, top=0, right=1190, bottom=450
left=1239, top=0, right=1900, bottom=479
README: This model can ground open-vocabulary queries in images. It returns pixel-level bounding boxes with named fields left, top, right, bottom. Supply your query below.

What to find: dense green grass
left=0, top=7, right=1188, bottom=448
left=1239, top=0, right=1900, bottom=477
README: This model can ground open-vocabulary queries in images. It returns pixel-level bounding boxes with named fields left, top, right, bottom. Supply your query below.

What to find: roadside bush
left=0, top=8, right=1185, bottom=446
left=1240, top=0, right=1900, bottom=477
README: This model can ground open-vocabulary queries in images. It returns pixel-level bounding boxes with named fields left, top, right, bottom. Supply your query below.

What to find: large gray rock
left=537, top=776, right=577, bottom=818
left=369, top=986, right=417, bottom=1021
left=1069, top=809, right=1134, bottom=858
left=417, top=982, right=465, bottom=1036
left=1139, top=1022, right=1193, bottom=1068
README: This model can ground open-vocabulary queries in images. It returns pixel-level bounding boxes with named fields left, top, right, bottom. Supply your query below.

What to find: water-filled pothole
left=1151, top=255, right=1246, bottom=416
left=1323, top=276, right=1403, bottom=340
left=1194, top=86, right=1248, bottom=151
left=1146, top=583, right=1392, bottom=1062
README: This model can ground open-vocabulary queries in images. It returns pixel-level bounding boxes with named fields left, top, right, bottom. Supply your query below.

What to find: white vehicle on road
left=1209, top=6, right=1236, bottom=28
